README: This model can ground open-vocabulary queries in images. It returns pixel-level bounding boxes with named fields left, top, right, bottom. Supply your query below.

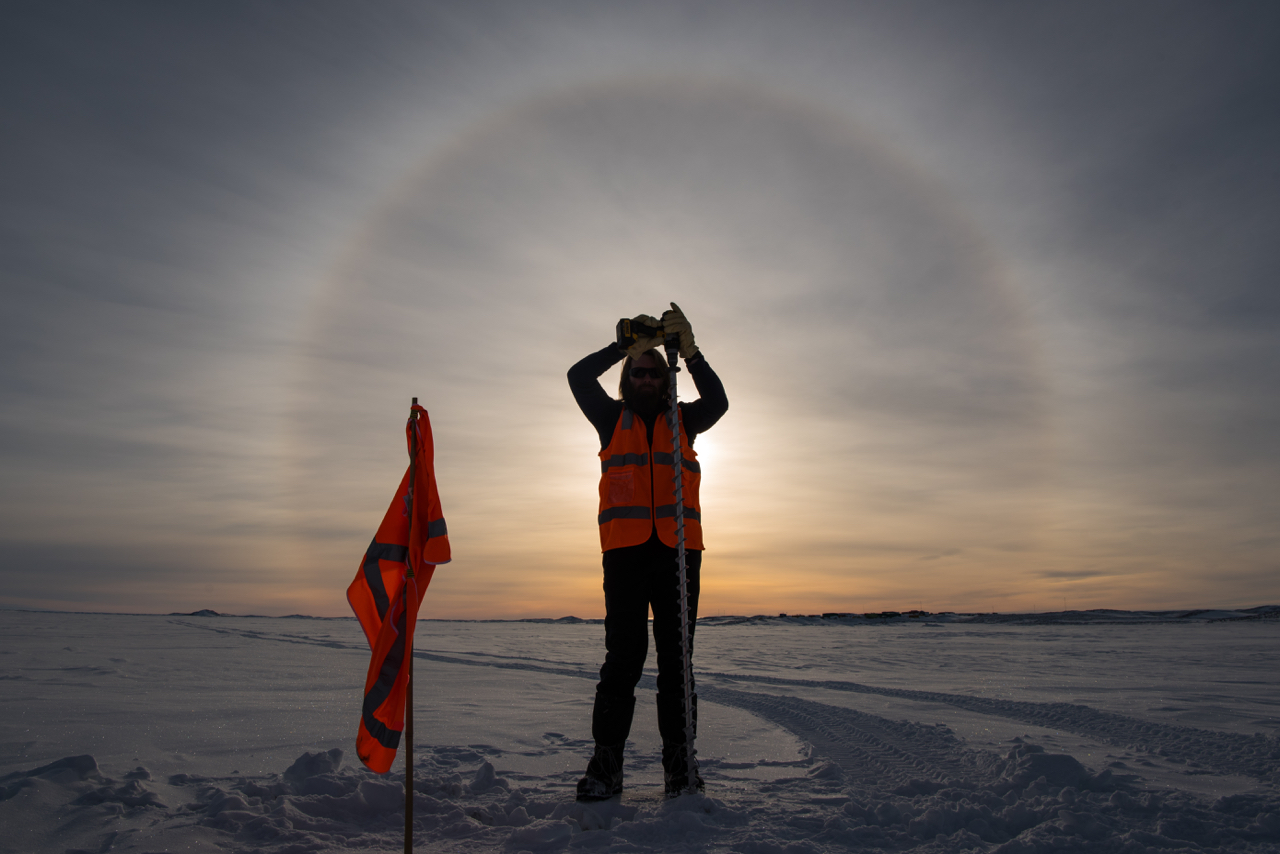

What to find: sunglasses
left=629, top=367, right=664, bottom=379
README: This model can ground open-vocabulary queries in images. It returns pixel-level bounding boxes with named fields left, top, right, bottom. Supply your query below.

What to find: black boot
left=657, top=691, right=702, bottom=797
left=576, top=693, right=636, bottom=801
left=662, top=743, right=704, bottom=798
left=576, top=742, right=625, bottom=801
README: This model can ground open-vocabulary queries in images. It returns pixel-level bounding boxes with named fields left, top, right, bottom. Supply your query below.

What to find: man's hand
left=662, top=302, right=699, bottom=360
left=625, top=314, right=665, bottom=359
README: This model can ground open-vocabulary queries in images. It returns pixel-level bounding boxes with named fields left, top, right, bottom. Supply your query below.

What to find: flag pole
left=404, top=396, right=419, bottom=854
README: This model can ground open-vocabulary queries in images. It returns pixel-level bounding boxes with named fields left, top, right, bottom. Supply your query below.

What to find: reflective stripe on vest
left=655, top=504, right=702, bottom=521
left=601, top=452, right=648, bottom=472
left=598, top=505, right=653, bottom=523
left=652, top=451, right=700, bottom=473
left=597, top=406, right=704, bottom=551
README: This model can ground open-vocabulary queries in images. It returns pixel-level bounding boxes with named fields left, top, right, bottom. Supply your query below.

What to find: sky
left=2, top=1, right=1278, bottom=619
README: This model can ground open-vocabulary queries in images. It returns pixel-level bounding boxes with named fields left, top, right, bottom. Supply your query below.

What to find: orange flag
left=347, top=404, right=451, bottom=773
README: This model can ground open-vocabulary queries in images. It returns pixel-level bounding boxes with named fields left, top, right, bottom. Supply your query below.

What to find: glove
left=661, top=302, right=698, bottom=360
left=624, top=314, right=664, bottom=359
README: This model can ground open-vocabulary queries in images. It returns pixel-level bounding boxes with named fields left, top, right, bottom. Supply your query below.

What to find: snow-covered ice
left=2, top=608, right=1278, bottom=853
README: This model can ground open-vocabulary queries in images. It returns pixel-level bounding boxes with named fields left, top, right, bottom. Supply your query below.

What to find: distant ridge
left=166, top=605, right=1279, bottom=625
left=696, top=605, right=1280, bottom=627
left=5, top=605, right=1277, bottom=623
left=163, top=611, right=345, bottom=620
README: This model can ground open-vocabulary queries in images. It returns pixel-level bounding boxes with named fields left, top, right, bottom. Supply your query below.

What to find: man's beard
left=623, top=382, right=667, bottom=416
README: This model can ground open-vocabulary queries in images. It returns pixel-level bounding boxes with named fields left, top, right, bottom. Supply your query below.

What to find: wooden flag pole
left=405, top=640, right=413, bottom=854
left=404, top=396, right=419, bottom=854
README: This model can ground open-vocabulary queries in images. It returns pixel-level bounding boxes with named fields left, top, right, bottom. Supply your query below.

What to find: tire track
left=706, top=671, right=1280, bottom=783
left=702, top=686, right=991, bottom=789
left=170, top=619, right=610, bottom=685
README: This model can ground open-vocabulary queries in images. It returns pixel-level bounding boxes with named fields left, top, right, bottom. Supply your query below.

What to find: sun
left=689, top=430, right=720, bottom=470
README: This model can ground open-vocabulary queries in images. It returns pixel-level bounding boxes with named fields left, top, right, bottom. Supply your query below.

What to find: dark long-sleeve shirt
left=568, top=344, right=728, bottom=449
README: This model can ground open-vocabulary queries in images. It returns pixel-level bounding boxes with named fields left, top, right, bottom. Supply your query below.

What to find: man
left=567, top=302, right=728, bottom=800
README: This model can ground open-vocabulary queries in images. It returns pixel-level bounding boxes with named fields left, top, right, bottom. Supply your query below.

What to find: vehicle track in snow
left=701, top=685, right=992, bottom=789
left=704, top=671, right=1280, bottom=784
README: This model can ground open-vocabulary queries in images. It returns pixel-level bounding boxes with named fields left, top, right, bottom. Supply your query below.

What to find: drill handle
left=616, top=317, right=665, bottom=349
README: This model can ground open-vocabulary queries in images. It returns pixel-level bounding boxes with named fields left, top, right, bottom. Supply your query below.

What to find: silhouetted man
left=566, top=303, right=727, bottom=799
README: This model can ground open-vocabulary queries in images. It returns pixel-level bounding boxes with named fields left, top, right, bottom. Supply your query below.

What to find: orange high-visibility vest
left=598, top=406, right=703, bottom=552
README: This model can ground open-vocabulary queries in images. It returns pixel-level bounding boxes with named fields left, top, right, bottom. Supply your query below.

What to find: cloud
left=2, top=2, right=1278, bottom=615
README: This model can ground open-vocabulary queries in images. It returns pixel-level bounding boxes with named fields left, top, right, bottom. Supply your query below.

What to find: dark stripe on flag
left=362, top=538, right=408, bottom=619
left=361, top=598, right=409, bottom=749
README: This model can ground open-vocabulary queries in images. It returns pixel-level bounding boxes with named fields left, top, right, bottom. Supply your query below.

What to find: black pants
left=592, top=533, right=701, bottom=748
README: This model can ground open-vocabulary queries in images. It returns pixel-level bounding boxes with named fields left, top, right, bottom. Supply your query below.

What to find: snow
left=2, top=608, right=1278, bottom=853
